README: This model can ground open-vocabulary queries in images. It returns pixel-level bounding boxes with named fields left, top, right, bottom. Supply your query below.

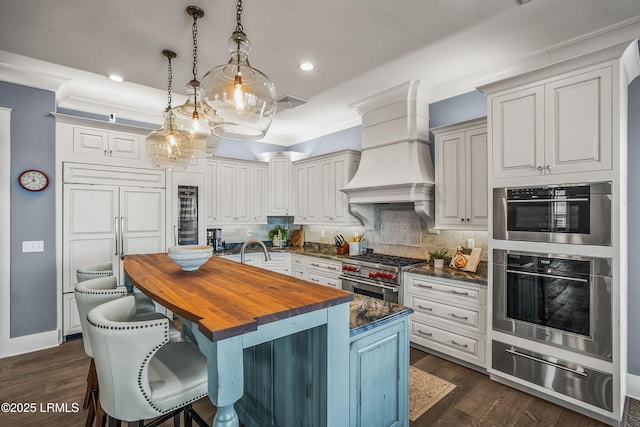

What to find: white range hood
left=340, top=81, right=437, bottom=233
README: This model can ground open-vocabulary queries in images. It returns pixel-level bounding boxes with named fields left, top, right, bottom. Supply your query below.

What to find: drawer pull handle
left=327, top=266, right=338, bottom=271
left=417, top=305, right=433, bottom=311
left=450, top=313, right=468, bottom=320
left=451, top=290, right=470, bottom=296
left=310, top=278, right=320, bottom=283
left=451, top=340, right=468, bottom=348
left=505, top=348, right=588, bottom=377
left=417, top=284, right=433, bottom=289
left=310, top=262, right=320, bottom=267
left=417, top=330, right=433, bottom=337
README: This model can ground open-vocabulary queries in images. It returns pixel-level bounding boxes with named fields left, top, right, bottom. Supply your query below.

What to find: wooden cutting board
left=290, top=226, right=304, bottom=247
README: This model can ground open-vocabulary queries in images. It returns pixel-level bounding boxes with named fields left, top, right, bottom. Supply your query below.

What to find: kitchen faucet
left=240, top=238, right=271, bottom=264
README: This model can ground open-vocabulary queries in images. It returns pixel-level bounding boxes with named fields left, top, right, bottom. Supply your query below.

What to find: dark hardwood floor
left=0, top=336, right=611, bottom=426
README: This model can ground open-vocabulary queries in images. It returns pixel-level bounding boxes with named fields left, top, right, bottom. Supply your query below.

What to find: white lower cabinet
left=404, top=273, right=486, bottom=368
left=304, top=256, right=342, bottom=288
left=222, top=252, right=291, bottom=275
left=261, top=253, right=290, bottom=275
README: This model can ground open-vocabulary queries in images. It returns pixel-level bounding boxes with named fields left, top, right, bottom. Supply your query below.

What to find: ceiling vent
left=277, top=95, right=307, bottom=110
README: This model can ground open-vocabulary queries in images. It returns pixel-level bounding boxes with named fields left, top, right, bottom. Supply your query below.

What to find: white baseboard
left=0, top=329, right=59, bottom=359
left=628, top=373, right=640, bottom=400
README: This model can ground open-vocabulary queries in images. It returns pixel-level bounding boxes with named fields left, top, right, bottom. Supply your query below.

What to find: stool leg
left=83, top=358, right=96, bottom=409
left=95, top=392, right=108, bottom=427
left=184, top=403, right=192, bottom=427
left=84, top=393, right=95, bottom=427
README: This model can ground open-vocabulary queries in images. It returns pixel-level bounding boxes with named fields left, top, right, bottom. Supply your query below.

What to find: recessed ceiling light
left=108, top=74, right=124, bottom=83
left=299, top=62, right=314, bottom=72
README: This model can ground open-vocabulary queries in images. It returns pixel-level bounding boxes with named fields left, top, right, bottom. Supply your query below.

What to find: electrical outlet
left=320, top=229, right=325, bottom=238
left=247, top=230, right=252, bottom=237
left=108, top=113, right=116, bottom=123
left=22, top=240, right=44, bottom=253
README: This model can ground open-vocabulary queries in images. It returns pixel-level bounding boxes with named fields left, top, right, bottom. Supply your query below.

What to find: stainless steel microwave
left=493, top=182, right=612, bottom=246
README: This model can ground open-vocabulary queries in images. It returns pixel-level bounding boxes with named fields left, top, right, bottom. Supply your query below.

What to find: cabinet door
left=218, top=162, right=237, bottom=223
left=465, top=129, right=488, bottom=226
left=63, top=184, right=119, bottom=293
left=72, top=127, right=109, bottom=158
left=120, top=187, right=165, bottom=256
left=268, top=157, right=290, bottom=216
left=62, top=293, right=83, bottom=336
left=293, top=162, right=318, bottom=223
left=252, top=164, right=268, bottom=223
left=235, top=164, right=251, bottom=223
left=205, top=161, right=218, bottom=224
left=436, top=131, right=466, bottom=226
left=544, top=67, right=612, bottom=175
left=109, top=132, right=141, bottom=160
left=319, top=160, right=337, bottom=222
left=491, top=86, right=544, bottom=179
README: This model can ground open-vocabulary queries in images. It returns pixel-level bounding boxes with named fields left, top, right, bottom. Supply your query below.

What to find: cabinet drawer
left=409, top=295, right=484, bottom=333
left=308, top=272, right=340, bottom=288
left=305, top=258, right=341, bottom=274
left=407, top=274, right=484, bottom=307
left=291, top=254, right=305, bottom=267
left=411, top=318, right=485, bottom=365
left=292, top=268, right=305, bottom=279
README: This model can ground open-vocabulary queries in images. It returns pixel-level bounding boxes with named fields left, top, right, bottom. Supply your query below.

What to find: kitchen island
left=124, top=253, right=353, bottom=427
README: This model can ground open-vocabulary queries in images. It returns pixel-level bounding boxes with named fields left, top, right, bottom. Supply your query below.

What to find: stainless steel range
left=340, top=253, right=427, bottom=304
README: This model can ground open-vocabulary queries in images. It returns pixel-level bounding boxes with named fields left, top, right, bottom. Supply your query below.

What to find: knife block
left=337, top=242, right=349, bottom=255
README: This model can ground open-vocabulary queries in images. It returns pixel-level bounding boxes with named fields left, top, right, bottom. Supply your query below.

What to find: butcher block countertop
left=124, top=253, right=354, bottom=342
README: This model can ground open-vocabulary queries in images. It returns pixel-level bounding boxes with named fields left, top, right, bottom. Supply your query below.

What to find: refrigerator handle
left=174, top=225, right=178, bottom=246
left=114, top=217, right=119, bottom=256
left=120, top=217, right=125, bottom=260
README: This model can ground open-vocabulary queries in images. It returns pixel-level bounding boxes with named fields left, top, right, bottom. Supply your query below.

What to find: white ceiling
left=1, top=0, right=640, bottom=146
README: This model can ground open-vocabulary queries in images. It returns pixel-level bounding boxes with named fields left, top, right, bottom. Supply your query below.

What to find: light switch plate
left=22, top=240, right=44, bottom=253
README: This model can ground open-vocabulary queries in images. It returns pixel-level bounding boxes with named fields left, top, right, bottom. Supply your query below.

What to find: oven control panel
left=342, top=263, right=398, bottom=284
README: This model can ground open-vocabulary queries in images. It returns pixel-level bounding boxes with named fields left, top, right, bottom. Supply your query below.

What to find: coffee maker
left=207, top=228, right=225, bottom=252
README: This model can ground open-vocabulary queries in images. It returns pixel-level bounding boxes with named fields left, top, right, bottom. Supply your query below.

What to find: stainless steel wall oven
left=493, top=249, right=612, bottom=361
left=493, top=182, right=612, bottom=246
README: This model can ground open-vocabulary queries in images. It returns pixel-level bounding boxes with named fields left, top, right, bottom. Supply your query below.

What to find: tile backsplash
left=215, top=204, right=488, bottom=261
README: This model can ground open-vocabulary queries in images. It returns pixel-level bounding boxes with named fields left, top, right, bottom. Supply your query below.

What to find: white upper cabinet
left=293, top=150, right=360, bottom=225
left=205, top=160, right=218, bottom=225
left=208, top=158, right=268, bottom=225
left=267, top=156, right=291, bottom=216
left=56, top=114, right=149, bottom=168
left=489, top=65, right=612, bottom=181
left=434, top=118, right=488, bottom=230
left=252, top=164, right=268, bottom=223
left=292, top=161, right=318, bottom=224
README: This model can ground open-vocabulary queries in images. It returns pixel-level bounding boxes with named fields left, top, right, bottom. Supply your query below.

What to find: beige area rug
left=409, top=366, right=457, bottom=421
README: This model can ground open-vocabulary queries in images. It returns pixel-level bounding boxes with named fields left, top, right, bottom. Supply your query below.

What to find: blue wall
left=428, top=90, right=487, bottom=128
left=1, top=82, right=57, bottom=337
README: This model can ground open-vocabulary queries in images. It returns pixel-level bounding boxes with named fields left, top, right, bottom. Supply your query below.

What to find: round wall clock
left=18, top=169, right=49, bottom=192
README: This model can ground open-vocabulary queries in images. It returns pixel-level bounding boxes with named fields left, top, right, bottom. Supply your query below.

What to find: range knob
left=369, top=272, right=375, bottom=279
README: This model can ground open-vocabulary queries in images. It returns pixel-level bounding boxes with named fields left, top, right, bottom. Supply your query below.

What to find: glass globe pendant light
left=146, top=50, right=192, bottom=170
left=201, top=0, right=277, bottom=140
left=169, top=6, right=221, bottom=158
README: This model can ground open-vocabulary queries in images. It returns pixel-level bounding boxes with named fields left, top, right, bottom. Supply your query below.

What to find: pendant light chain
left=165, top=52, right=174, bottom=111
left=191, top=13, right=199, bottom=82
left=235, top=0, right=244, bottom=34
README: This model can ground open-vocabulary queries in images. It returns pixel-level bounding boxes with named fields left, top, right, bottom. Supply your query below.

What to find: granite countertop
left=215, top=243, right=345, bottom=261
left=349, top=294, right=413, bottom=338
left=407, top=261, right=488, bottom=285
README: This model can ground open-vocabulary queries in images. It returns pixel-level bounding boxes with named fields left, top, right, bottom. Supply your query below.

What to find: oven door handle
left=339, top=275, right=399, bottom=292
left=506, top=198, right=589, bottom=203
left=505, top=269, right=588, bottom=283
left=505, top=348, right=588, bottom=377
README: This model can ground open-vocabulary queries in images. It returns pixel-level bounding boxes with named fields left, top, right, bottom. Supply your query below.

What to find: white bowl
left=167, top=245, right=213, bottom=271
